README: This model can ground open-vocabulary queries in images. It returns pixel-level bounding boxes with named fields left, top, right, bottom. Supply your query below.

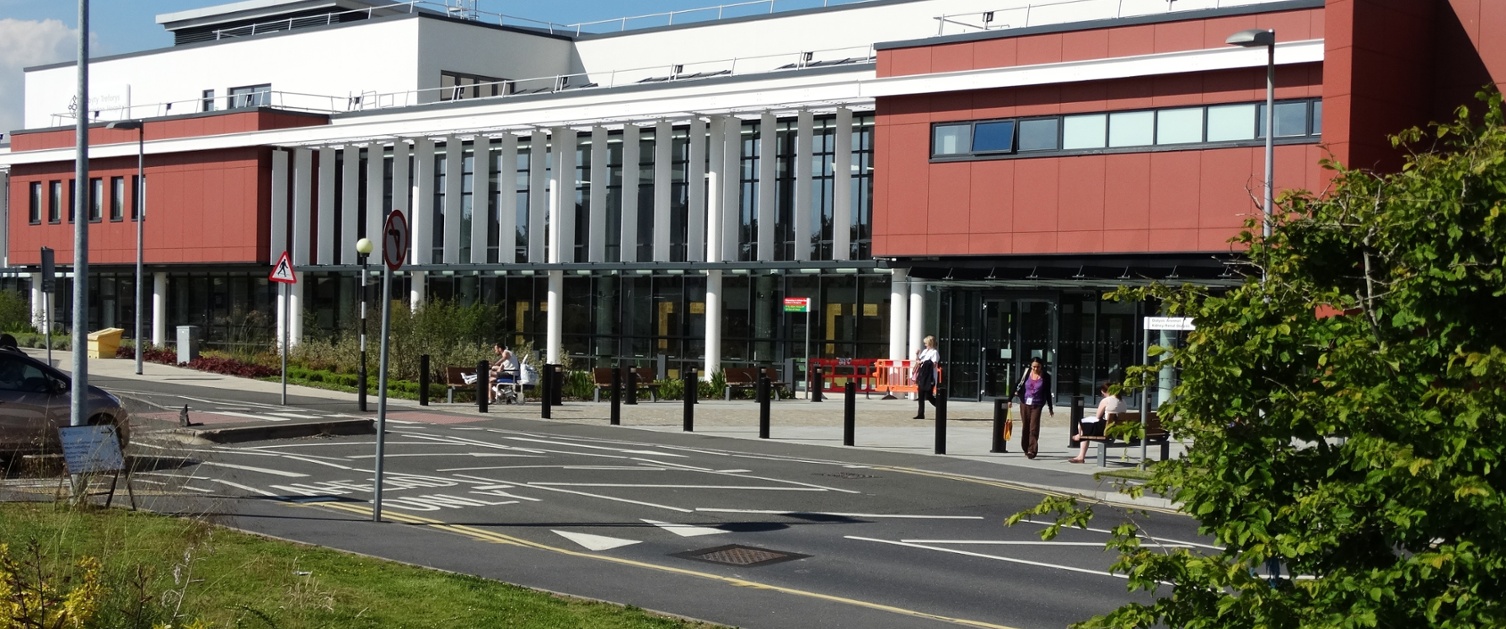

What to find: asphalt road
left=7, top=374, right=1212, bottom=629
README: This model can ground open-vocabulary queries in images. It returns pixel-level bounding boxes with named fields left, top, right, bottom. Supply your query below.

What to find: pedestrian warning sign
left=269, top=251, right=297, bottom=284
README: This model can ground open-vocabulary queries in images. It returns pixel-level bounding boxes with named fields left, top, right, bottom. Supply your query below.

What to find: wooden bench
left=592, top=367, right=660, bottom=403
left=445, top=366, right=478, bottom=403
left=1078, top=411, right=1171, bottom=466
left=723, top=367, right=787, bottom=400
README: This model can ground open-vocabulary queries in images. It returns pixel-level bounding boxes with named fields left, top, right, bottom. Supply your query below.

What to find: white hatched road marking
left=553, top=530, right=642, bottom=551
left=699, top=508, right=984, bottom=520
left=642, top=519, right=728, bottom=537
left=198, top=461, right=308, bottom=478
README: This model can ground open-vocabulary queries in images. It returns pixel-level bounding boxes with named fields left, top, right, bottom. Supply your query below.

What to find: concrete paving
left=37, top=349, right=1184, bottom=510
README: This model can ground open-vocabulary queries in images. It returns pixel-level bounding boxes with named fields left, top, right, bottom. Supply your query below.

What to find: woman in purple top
left=1012, top=357, right=1055, bottom=459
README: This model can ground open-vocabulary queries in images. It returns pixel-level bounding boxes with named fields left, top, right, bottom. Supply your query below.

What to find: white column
left=472, top=136, right=494, bottom=263
left=721, top=116, right=740, bottom=262
left=292, top=148, right=313, bottom=266
left=364, top=143, right=384, bottom=263
left=588, top=126, right=609, bottom=263
left=550, top=127, right=577, bottom=263
left=704, top=117, right=723, bottom=263
left=653, top=120, right=672, bottom=261
left=833, top=107, right=853, bottom=260
left=908, top=278, right=926, bottom=357
left=497, top=134, right=518, bottom=262
left=392, top=139, right=411, bottom=232
left=341, top=144, right=360, bottom=264
left=547, top=269, right=563, bottom=364
left=620, top=124, right=641, bottom=262
left=705, top=269, right=723, bottom=379
left=316, top=147, right=336, bottom=265
left=290, top=280, right=305, bottom=347
left=28, top=273, right=46, bottom=332
left=687, top=117, right=708, bottom=263
left=757, top=112, right=777, bottom=261
left=412, top=137, right=435, bottom=265
left=888, top=268, right=908, bottom=360
left=528, top=129, right=548, bottom=263
left=270, top=149, right=288, bottom=261
left=410, top=271, right=426, bottom=312
left=152, top=271, right=167, bottom=347
left=794, top=110, right=813, bottom=261
left=443, top=136, right=463, bottom=264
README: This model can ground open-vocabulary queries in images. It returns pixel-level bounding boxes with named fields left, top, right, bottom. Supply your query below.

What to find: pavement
left=35, top=349, right=1184, bottom=511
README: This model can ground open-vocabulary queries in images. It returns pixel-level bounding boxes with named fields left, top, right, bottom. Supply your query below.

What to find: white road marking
left=553, top=530, right=642, bottom=551
left=847, top=536, right=1127, bottom=580
left=211, top=411, right=292, bottom=423
left=198, top=461, right=308, bottom=478
left=263, top=412, right=323, bottom=419
left=1011, top=520, right=1221, bottom=551
left=505, top=436, right=687, bottom=458
left=631, top=459, right=714, bottom=472
left=346, top=452, right=544, bottom=460
left=699, top=508, right=984, bottom=520
left=643, top=519, right=728, bottom=537
left=205, top=478, right=283, bottom=497
left=520, top=484, right=693, bottom=513
left=535, top=483, right=823, bottom=491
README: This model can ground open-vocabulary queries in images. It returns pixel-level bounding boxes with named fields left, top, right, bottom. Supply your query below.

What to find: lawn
left=0, top=502, right=718, bottom=628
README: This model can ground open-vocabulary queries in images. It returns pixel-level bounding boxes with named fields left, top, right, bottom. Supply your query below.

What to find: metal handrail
left=567, top=0, right=873, bottom=35
left=933, top=0, right=1270, bottom=36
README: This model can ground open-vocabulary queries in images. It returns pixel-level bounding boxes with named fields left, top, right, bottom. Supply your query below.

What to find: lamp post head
left=1226, top=28, right=1275, bottom=48
left=107, top=120, right=143, bottom=131
left=355, top=237, right=374, bottom=256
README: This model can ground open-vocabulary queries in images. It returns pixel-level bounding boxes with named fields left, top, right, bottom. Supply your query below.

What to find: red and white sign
left=269, top=251, right=297, bottom=284
left=783, top=297, right=811, bottom=313
left=383, top=210, right=409, bottom=271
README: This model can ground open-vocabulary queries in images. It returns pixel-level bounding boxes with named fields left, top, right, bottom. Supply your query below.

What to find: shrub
left=0, top=290, right=34, bottom=333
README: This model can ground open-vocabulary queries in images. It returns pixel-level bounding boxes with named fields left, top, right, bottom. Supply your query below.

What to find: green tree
left=1013, top=91, right=1506, bottom=628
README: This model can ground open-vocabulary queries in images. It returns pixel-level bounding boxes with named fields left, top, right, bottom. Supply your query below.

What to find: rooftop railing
left=934, top=0, right=1275, bottom=35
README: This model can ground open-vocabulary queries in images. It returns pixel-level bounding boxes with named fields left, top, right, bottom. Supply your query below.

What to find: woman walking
left=1012, top=357, right=1054, bottom=458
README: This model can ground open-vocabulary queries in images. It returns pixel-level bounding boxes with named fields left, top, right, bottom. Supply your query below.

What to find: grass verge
left=0, top=502, right=718, bottom=628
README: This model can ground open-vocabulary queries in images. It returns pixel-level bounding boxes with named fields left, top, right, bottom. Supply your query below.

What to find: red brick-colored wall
left=8, top=147, right=270, bottom=265
left=9, top=109, right=328, bottom=152
left=873, top=3, right=1329, bottom=258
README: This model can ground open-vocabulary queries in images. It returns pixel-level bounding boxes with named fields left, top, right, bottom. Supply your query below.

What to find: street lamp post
left=355, top=237, right=373, bottom=412
left=107, top=119, right=145, bottom=375
left=1226, top=28, right=1276, bottom=239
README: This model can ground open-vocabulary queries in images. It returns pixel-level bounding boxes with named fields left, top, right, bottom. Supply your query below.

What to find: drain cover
left=674, top=544, right=808, bottom=567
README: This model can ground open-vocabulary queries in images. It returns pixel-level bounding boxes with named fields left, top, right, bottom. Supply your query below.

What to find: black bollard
left=610, top=365, right=622, bottom=426
left=991, top=398, right=1009, bottom=453
left=758, top=375, right=771, bottom=439
left=1068, top=396, right=1085, bottom=447
left=477, top=359, right=490, bottom=413
left=419, top=354, right=431, bottom=406
left=548, top=364, right=560, bottom=418
left=843, top=381, right=856, bottom=446
left=812, top=367, right=824, bottom=402
left=934, top=392, right=948, bottom=455
left=683, top=368, right=696, bottom=432
left=625, top=368, right=639, bottom=405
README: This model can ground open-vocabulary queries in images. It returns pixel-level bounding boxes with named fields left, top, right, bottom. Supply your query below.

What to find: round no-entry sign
left=383, top=210, right=409, bottom=271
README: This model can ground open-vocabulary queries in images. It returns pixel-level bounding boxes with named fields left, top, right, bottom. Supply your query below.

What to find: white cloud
left=0, top=18, right=76, bottom=140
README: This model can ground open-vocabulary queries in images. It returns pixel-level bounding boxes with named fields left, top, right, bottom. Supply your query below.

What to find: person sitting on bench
left=489, top=342, right=518, bottom=403
left=1070, top=380, right=1124, bottom=464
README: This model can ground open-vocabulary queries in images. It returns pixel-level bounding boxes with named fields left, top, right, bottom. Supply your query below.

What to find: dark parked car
left=0, top=350, right=130, bottom=462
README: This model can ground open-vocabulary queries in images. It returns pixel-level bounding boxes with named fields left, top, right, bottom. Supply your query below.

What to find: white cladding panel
left=413, top=19, right=576, bottom=95
left=25, top=18, right=424, bottom=127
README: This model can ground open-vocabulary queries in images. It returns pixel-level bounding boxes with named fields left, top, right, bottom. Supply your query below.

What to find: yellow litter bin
left=87, top=328, right=125, bottom=359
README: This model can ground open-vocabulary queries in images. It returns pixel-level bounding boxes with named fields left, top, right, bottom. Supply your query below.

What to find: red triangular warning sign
left=269, top=251, right=297, bottom=284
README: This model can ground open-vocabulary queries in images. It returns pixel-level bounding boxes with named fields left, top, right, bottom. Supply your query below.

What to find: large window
left=932, top=98, right=1322, bottom=159
left=28, top=182, right=41, bottom=224
left=110, top=176, right=125, bottom=221
left=228, top=84, right=271, bottom=108
left=48, top=181, right=61, bottom=223
left=89, top=178, right=103, bottom=222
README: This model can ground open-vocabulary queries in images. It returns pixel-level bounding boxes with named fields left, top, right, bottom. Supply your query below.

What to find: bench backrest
left=446, top=366, right=475, bottom=386
left=1107, top=411, right=1166, bottom=436
left=592, top=367, right=657, bottom=385
left=723, top=367, right=758, bottom=384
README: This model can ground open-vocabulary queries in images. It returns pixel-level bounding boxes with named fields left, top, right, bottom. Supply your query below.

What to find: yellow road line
left=298, top=501, right=1021, bottom=629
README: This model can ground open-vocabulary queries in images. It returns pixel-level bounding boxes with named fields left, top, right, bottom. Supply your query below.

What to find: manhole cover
left=674, top=544, right=808, bottom=567
left=816, top=472, right=877, bottom=479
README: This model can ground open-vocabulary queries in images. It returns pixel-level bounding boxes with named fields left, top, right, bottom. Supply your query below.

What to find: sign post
left=784, top=297, right=812, bottom=398
left=40, top=247, right=55, bottom=365
left=373, top=210, right=409, bottom=523
left=269, top=251, right=298, bottom=404
left=1141, top=316, right=1194, bottom=467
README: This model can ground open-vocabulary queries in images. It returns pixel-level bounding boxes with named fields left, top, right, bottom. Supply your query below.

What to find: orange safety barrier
left=809, top=358, right=880, bottom=395
left=873, top=359, right=943, bottom=400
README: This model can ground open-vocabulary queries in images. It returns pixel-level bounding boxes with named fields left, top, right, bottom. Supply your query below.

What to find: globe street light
left=1226, top=28, right=1276, bottom=239
left=107, top=119, right=145, bottom=375
left=355, top=237, right=373, bottom=412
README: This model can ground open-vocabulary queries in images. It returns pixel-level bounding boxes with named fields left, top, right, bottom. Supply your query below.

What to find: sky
left=0, top=0, right=755, bottom=141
